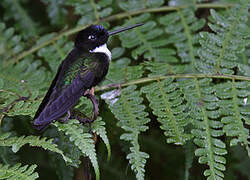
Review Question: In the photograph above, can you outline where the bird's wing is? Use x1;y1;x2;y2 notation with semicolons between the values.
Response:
33;70;95;128
33;48;79;120
33;52;98;129
33;62;63;120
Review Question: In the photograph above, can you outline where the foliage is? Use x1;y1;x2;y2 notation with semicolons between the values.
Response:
54;120;100;180
0;0;249;180
196;5;250;75
0;163;38;180
105;85;150;179
0;132;71;163
1;0;39;39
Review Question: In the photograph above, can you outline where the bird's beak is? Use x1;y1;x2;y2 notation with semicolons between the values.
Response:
108;23;144;36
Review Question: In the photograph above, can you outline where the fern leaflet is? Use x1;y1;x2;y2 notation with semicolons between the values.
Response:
180;78;227;180
159;7;205;69
105;85;150;180
215;80;250;156
196;4;249;75
0;133;72;163
54;120;100;180
141;78;192;144
0;163;38;180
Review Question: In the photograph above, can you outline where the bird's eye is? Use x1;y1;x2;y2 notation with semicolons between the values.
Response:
88;35;96;40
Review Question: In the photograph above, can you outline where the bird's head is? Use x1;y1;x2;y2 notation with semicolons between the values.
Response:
75;23;144;52
75;25;109;51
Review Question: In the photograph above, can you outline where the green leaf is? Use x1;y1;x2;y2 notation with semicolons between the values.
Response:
66;0;113;25
42;0;68;26
141;78;192;145
180;78;227;180
0;163;38;180
92;118;111;161
1;0;39;39
159;8;205;68
196;4;250;75
0;22;24;61
54;120;100;180
105;85;150;180
0;133;72;163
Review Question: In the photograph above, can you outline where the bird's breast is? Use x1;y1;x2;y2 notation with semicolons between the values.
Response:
91;53;110;86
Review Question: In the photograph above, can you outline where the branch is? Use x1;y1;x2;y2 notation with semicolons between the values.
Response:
95;74;250;92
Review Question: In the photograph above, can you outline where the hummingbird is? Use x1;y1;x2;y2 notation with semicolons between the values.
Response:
33;23;143;130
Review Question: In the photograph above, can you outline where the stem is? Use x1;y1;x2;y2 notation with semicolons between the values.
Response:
95;74;250;92
12;3;232;63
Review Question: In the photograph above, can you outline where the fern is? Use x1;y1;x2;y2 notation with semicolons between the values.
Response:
105;85;150;180
180;78;227;180
141;78;192;144
0;132;71;163
118;14;178;62
159;7;205;68
75;97;111;161
119;0;164;11
92;118;111;161
0;1;249;179
42;0;68;26
0;163;38;180
54;120;100;180
66;0;113;25
0;58;49;120
0;22;24;62
0;0;39;39
216;80;250;156
37;36;74;74
102;47;144;85
196;4;250;75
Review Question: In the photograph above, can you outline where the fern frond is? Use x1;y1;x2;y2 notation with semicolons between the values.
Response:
141;78;192;144
168;0;196;6
92;118;111;161
105;85;149;180
74;96;111;161
42;0;68;26
0;0;38;38
102;47;144;85
118;14;176;62
0;163;38;180
37;36;74;74
180;78;227;180
118;0;164;11
54;120;100;180
66;0;112;25
196;4;249;75
216;80;250;156
0;58;49;119
159;8;205;68
0;132;71;163
0;22;24;62
143;61;187;76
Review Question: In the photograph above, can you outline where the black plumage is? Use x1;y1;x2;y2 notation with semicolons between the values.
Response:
33;24;143;130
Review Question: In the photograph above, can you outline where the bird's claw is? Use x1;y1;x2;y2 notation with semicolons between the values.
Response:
84;88;99;121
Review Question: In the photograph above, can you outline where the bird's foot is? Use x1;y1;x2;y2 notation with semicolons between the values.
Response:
58;110;71;123
84;87;99;121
